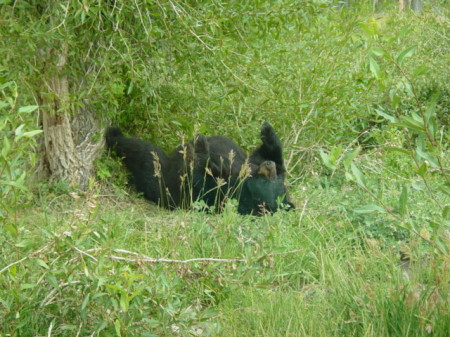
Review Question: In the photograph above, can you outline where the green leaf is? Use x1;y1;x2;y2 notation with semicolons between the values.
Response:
415;146;439;168
81;293;90;311
343;147;361;170
354;204;386;214
436;237;449;255
369;57;381;80
396;46;416;65
330;145;343;163
393;116;425;133
413;65;429;77
370;47;385;57
417;162;427;177
114;319;122;337
0;81;14;90
2;136;11;156
398;185;408;216
351;162;366;188
17;105;38;114
0;101;9;110
438;183;450;196
425;93;439;123
36;259;50;269
389;89;401;109
319;150;335;170
20;283;37;290
129;286;145;302
106;284;125;293
120;292;129;312
15;124;25;137
375;109;396;123
443;205;450;220
385;147;410;155
22;130;43;138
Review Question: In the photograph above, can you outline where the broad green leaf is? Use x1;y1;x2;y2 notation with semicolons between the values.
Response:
412;183;424;191
4;224;17;236
18;105;38;113
396;46;416;65
115;319;122;337
415;146;439;168
436;238;449;255
398;185;408;216
354;204;386;214
439;183;450;196
106;284;125;293
1;180;28;191
359;23;376;37
23;130;43;138
351;162;366;188
425;92;439;123
393;116;425;133
413;65;429;77
343;147;361;170
0;82;14;90
36;259;50;269
411;112;423;123
385;147;410;155
375;109;396;122
81;293;90;311
47;274;58;288
389;89;401;109
369;57;381;80
319;150;335;170
120;292;129;312
129;286;145;302
418;162;427;177
2;136;11;156
15;124;25;137
330;145;343;162
20;283;37;290
370;47;385;57
443;205;450;220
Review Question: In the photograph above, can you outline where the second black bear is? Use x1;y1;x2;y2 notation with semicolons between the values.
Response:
105;123;293;215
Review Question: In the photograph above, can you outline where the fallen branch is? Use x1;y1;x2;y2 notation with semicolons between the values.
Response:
111;249;246;264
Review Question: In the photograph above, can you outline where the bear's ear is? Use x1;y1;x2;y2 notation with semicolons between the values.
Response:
194;134;209;155
193;134;211;171
105;126;123;149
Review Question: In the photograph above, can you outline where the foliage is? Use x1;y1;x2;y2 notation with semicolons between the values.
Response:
0;82;42;232
319;18;449;255
1;0;447;155
0;1;449;336
1;187;449;336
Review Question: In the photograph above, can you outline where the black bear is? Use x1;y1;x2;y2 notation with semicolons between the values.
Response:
105;123;293;215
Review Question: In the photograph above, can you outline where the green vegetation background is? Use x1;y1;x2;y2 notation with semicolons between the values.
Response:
1;0;449;336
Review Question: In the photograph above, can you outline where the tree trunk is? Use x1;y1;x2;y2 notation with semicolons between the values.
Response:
37;44;102;189
399;0;423;12
410;0;423;12
399;0;408;11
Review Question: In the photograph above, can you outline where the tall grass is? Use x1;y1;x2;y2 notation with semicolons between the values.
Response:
1;182;448;336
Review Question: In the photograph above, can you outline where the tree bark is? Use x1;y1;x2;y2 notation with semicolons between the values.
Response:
37;44;102;189
410;0;423;12
399;0;423;12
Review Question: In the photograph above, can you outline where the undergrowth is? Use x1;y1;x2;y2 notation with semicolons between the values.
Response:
0;182;448;336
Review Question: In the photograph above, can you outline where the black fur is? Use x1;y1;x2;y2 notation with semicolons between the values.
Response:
105;124;294;215
203;123;294;212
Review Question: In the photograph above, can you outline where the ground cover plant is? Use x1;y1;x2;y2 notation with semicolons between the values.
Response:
1;0;449;336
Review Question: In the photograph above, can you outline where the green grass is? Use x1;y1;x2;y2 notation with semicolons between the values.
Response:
1;182;448;336
1;2;449;336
